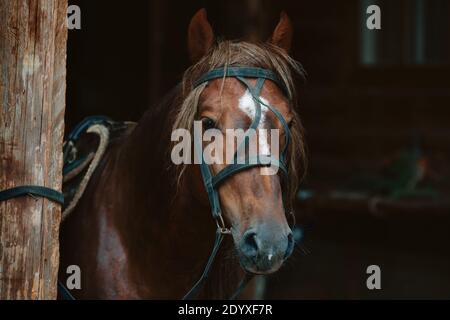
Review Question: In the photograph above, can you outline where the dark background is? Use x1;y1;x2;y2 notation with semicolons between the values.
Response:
66;0;450;299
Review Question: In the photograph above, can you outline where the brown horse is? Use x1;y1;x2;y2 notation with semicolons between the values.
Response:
60;9;306;299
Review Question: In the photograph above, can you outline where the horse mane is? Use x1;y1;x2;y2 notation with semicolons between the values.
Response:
172;40;308;203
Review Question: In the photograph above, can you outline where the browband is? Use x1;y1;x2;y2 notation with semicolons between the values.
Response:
193;66;290;97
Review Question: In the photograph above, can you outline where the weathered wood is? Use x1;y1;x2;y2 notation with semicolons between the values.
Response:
0;0;67;299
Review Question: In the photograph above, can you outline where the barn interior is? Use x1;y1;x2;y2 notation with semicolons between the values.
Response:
66;0;450;299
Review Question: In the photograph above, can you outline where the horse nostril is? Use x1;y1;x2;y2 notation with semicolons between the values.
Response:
284;232;294;259
241;231;259;258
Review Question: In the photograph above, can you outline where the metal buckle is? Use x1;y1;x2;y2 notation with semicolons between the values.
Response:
216;214;232;235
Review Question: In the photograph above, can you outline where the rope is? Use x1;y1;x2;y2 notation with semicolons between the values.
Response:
61;124;109;221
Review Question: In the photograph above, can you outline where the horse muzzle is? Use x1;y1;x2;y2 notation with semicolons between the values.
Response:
235;223;294;274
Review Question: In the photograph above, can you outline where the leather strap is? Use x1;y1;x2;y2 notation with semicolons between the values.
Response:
0;185;64;205
193;66;289;97
183;230;225;299
58;280;75;300
229;273;254;300
212;156;288;188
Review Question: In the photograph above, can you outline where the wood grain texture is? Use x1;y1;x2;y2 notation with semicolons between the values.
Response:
0;0;67;299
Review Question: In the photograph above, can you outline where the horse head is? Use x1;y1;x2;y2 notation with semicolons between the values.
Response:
175;9;306;276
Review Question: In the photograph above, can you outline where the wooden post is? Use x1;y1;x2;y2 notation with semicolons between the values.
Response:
0;0;67;299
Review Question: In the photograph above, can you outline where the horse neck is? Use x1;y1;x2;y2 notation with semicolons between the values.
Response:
110;86;191;232
102;88;243;297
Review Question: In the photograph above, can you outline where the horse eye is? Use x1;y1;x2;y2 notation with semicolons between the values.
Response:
202;118;216;130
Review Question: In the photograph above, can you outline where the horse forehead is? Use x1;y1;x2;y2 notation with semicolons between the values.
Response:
201;77;289;117
198;79;235;107
237;90;269;122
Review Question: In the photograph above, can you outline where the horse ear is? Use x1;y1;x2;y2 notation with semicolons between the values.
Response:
188;8;215;63
268;11;293;52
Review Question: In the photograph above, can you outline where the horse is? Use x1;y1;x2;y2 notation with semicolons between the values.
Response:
60;8;307;299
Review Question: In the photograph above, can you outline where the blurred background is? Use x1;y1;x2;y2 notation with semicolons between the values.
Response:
66;0;450;299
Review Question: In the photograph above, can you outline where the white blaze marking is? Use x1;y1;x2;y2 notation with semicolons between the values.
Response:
238;90;271;155
268;254;273;261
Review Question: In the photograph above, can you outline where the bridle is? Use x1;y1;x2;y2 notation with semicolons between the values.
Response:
183;66;295;299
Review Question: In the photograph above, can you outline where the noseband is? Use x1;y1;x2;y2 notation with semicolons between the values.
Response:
183;66;295;299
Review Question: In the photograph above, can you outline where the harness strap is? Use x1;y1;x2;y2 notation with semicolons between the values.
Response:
183;230;225;300
58;280;75;300
195;136;222;219
212;156;288;188
193;67;289;96
235;76;290;160
0;185;64;205
255;96;290;159
232;77;263;163
182;230;254;300
229;273;254;300
0;186;68;299
237;77;292;214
